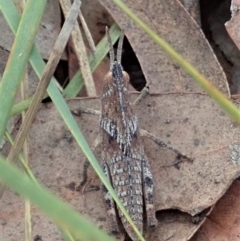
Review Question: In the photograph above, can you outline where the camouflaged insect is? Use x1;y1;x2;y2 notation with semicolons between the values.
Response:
99;28;157;241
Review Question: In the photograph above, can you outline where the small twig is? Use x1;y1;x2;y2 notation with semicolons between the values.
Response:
79;10;96;55
59;0;96;96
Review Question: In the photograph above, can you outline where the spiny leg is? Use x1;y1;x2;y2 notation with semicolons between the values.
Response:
101;162;120;234
139;129;193;161
142;159;158;229
71;106;101;191
133;85;150;106
71;106;100;116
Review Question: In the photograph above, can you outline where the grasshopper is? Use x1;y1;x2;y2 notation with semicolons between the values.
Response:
98;28;157;240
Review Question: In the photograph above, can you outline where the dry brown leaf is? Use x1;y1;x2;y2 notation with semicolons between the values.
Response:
225;0;240;51
99;0;229;96
190;179;240;241
81;0;114;44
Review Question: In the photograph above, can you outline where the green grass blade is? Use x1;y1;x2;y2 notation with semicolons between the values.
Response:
110;0;240;124
63;23;121;98
61;229;76;241
11;93;49;117
5;131;38;183
0;0;47;141
0;155;116;241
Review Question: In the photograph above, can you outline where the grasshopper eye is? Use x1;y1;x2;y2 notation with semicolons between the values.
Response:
103;72;114;85
122;71;130;83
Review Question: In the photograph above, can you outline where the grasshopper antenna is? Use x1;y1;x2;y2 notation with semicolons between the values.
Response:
106;26;115;67
116;29;124;64
106;26;125;66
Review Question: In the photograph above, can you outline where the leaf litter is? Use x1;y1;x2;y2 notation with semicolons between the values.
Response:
1;0;240;241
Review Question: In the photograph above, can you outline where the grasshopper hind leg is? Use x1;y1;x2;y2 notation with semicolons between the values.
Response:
77;135;101;192
142;159;158;229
